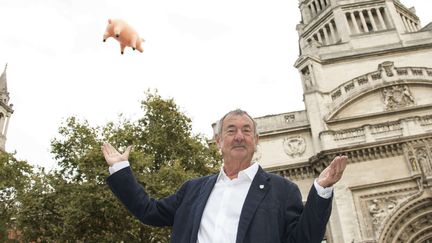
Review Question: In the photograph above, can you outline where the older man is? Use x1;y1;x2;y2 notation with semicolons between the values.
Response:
103;109;347;243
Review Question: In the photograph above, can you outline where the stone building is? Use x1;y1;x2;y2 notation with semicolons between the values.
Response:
214;0;432;242
0;64;13;152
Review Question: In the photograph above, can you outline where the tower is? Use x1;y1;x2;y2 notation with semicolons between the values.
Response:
248;0;432;242
0;64;14;151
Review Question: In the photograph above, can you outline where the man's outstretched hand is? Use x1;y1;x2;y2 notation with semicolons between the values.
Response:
317;155;348;188
101;143;132;166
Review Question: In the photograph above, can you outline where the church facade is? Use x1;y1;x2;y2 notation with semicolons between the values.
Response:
247;0;432;242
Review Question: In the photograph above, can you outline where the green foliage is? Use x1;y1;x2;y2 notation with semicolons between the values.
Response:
13;91;221;242
0;152;32;242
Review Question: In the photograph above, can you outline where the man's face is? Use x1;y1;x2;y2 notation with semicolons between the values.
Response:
216;114;259;162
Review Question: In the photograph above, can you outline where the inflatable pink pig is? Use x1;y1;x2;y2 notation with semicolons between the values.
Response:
103;19;145;54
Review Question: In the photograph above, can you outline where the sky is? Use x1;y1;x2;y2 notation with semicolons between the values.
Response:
0;0;431;170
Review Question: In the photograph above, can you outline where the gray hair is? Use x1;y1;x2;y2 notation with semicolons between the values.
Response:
215;109;259;137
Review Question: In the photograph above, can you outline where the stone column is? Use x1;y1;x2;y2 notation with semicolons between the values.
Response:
3;116;10;137
319;0;326;10
329;20;338;43
316;30;323;44
350;12;361;34
367;9;378;31
322;26;330;45
309;4;317;17
407;19;416;32
375;8;387;30
401;15;410;32
315;0;321;12
412;21;419;31
359;10;369;32
0;115;5;136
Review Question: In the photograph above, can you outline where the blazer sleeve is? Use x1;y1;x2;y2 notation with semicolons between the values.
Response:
106;166;187;227
286;184;332;243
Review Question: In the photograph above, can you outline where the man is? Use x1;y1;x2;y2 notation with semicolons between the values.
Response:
102;109;347;243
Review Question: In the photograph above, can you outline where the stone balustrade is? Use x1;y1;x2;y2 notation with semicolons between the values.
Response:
328;66;432;113
320;115;432;150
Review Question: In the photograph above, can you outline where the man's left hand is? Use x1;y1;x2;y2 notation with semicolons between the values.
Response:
317;155;348;188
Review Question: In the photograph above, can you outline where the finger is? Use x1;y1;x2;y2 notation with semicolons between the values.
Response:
103;143;111;155
101;145;111;162
334;156;343;173
335;156;348;177
330;156;339;171
340;155;348;171
107;143;119;156
123;145;132;160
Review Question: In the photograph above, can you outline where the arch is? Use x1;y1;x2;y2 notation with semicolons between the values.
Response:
326;80;432;121
378;195;432;243
326;64;432;121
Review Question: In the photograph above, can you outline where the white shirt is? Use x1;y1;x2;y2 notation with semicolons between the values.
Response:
197;162;259;243
109;161;333;242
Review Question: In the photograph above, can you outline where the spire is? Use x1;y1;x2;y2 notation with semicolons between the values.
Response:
0;63;9;104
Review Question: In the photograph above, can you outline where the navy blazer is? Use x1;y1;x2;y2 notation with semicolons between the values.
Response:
107;166;332;243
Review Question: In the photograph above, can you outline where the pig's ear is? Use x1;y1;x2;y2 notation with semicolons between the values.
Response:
108;19;112;24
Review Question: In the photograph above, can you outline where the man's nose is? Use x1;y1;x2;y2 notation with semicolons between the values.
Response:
234;130;245;141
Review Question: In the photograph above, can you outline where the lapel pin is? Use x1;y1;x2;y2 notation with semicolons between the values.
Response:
259;185;264;189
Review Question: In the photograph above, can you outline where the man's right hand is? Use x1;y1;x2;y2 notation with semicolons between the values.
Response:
101;143;132;166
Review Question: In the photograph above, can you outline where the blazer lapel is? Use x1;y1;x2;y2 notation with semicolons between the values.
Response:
190;174;218;243
236;167;270;243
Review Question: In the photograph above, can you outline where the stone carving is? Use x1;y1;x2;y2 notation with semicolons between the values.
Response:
331;90;342;100
367;197;400;236
378;61;395;77
395;207;432;242
420;115;432;126
411;68;423;76
359;75;371;84
416;147;432;176
371;121;401;134
396;68;408;76
301;67;314;90
283;136;306;157
382;85;415;110
344;82;355;92
284;114;295;123
408;151;419;172
334;128;365;140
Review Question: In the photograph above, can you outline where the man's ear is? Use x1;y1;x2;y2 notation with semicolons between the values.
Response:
215;135;222;149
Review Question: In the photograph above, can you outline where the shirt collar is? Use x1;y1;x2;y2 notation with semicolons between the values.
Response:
218;162;259;182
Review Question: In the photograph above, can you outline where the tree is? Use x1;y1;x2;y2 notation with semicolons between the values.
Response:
15;91;220;242
0;152;32;241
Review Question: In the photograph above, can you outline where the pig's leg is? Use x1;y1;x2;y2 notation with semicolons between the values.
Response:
120;43;126;54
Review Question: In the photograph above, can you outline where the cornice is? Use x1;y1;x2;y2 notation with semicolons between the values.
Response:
320;42;432;65
258;125;311;138
349;175;421;192
0;101;13;113
267;134;432;180
326;104;432;125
